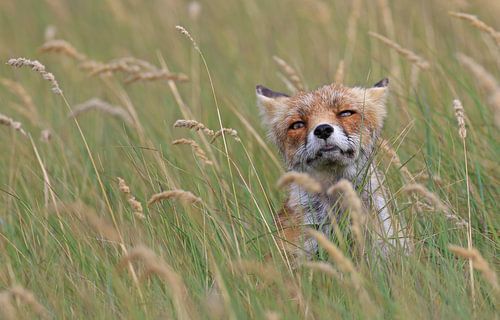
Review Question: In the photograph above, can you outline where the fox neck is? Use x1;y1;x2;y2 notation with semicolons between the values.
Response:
286;142;375;227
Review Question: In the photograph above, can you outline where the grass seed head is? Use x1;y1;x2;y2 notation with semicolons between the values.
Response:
0;113;27;136
7;57;62;95
453;99;467;139
148;189;203;207
273;55;304;91
68;98;133;124
173;138;213;165
448;245;499;291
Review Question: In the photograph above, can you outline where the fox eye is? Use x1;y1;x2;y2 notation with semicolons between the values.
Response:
289;121;305;130
338;110;355;117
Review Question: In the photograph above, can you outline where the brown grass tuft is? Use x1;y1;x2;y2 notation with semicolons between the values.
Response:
277;172;322;193
117;177;145;220
449;12;500;46
448;245;499;292
68;98;133;124
7;57;62;94
0;113;27;136
273;56;304;92
172;138;213;165
403;184;468;227
148;189;203;207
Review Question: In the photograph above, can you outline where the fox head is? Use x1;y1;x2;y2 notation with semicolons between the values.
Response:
256;79;389;173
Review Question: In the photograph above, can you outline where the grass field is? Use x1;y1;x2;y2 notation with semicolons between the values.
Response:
0;0;498;319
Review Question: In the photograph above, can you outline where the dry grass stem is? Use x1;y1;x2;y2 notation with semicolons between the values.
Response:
124;69;189;84
307;228;378;316
369;32;430;70
334;60;345;84
327;179;365;250
173;138;213;165
448;245;499;291
68;98;133;124
39;39;87;61
450;12;500;46
148;189;203;207
379;139;413;181
120;245;194;319
117;177;145;219
307;229;355;274
74;202;120;242
453;99;467;139
277;172;322;193
7;57;62;94
403;184;468;227
273;56;304;91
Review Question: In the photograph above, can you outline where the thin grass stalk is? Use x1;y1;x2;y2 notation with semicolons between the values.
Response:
176;25;244;256
453;99;475;311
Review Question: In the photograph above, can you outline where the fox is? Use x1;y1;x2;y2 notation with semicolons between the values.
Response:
256;78;410;260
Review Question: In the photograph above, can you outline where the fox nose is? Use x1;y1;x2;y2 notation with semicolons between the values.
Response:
313;124;334;140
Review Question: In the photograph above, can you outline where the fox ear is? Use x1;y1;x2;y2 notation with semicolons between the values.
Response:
256;85;289;123
367;78;389;104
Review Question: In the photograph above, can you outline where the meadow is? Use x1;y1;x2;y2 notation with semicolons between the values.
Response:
0;0;498;318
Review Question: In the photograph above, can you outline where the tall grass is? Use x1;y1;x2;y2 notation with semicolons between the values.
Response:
0;0;498;318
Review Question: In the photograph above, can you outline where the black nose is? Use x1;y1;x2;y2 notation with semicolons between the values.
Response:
314;124;334;140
